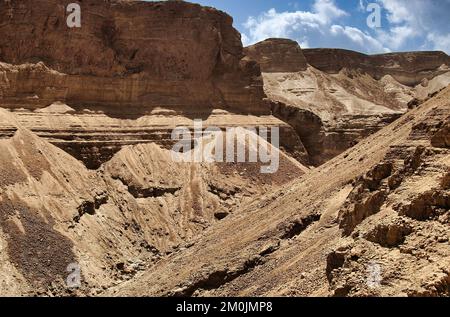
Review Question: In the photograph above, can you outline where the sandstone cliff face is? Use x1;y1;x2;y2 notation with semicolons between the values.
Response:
244;39;308;72
0;1;310;170
0;0;266;114
303;48;450;86
246;39;449;165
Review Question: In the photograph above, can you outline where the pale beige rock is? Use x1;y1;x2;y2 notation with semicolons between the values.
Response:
107;87;450;297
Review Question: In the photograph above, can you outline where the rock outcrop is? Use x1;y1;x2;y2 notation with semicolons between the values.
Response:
0;108;307;295
108;87;450;297
1;1;449;298
0;1;310;169
0;1;313;295
245;38;308;72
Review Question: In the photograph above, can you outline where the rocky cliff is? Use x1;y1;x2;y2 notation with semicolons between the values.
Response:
246;39;450;165
0;1;310;169
245;38;308;72
0;0;266;114
1;1;449;297
109;86;450;297
0;108;307;295
303;49;450;86
0;1;313;295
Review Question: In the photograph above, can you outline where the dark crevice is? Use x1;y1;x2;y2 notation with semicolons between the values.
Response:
128;185;181;199
278;213;321;240
74;192;108;223
170;256;264;297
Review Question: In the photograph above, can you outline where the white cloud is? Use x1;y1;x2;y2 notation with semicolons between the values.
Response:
242;0;389;54
241;33;251;47
241;0;449;54
376;25;417;50
313;0;348;24
242;0;347;46
330;25;389;52
427;33;450;53
376;0;450;53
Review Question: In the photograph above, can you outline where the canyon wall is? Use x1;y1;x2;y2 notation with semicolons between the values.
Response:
245;39;449;165
110;87;450;297
0;0;267;114
303;48;450;86
0;1;312;293
0;1;311;169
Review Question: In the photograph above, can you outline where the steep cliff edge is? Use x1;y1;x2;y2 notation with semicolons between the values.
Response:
0;1;309;169
245;39;449;165
303;49;450;86
0;0;266;114
244;38;308;73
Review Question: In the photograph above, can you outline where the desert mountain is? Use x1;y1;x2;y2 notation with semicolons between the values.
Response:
245;38;450;165
110;86;450;297
0;0;308;168
0;107;306;295
0;0;307;295
0;0;449;297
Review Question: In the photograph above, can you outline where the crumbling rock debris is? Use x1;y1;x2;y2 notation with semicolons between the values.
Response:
326;247;349;283
0;195;77;290
431;122;450;148
397;190;449;221
363;218;413;248
338;163;393;235
74;191;109;222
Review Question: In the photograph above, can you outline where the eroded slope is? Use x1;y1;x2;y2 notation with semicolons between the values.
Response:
0;108;306;296
245;39;450;165
109;87;449;297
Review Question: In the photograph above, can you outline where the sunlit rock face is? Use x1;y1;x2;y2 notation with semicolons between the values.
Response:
245;39;449;165
0;0;267;115
1;0;311;170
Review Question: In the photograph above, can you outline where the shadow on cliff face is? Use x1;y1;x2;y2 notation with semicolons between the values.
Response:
0;194;76;290
270;101;324;166
67;103;219;121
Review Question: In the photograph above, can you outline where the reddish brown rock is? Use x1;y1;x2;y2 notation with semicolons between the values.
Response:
0;0;267;114
0;1;313;170
244;38;308;72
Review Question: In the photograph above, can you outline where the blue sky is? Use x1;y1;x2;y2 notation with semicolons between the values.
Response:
189;0;450;54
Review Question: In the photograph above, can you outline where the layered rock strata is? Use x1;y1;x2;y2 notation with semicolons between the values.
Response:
108;86;450;297
303;48;450;86
245;39;450;165
0;1;308;168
